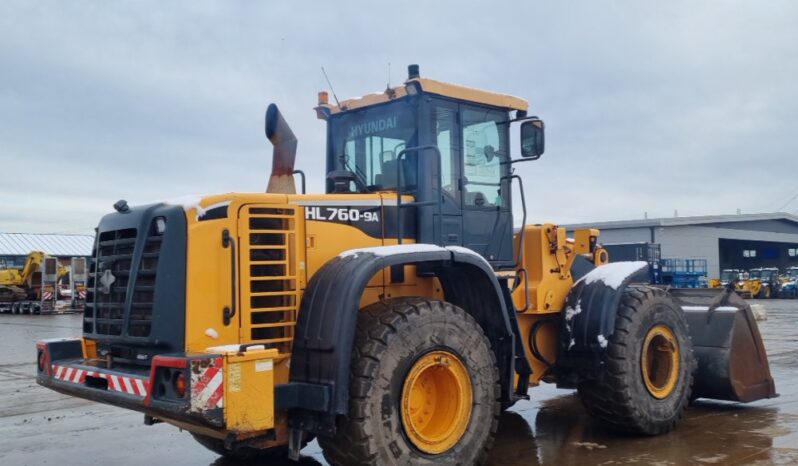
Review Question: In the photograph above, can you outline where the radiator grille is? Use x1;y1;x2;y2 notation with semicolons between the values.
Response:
241;206;300;353
84;222;162;338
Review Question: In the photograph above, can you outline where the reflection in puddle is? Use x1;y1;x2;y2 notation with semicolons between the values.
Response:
489;390;795;466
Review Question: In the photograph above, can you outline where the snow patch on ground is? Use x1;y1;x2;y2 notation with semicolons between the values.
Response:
578;261;648;289
597;334;608;348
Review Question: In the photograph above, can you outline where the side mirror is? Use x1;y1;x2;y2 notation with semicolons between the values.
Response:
520;119;545;159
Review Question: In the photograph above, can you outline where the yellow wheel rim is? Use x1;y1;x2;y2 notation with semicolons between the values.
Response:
641;324;680;399
400;351;473;454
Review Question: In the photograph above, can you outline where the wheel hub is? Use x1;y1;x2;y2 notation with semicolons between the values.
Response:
641;324;680;399
400;350;472;454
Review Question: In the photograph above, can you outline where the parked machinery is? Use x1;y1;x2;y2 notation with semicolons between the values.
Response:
0;251;68;314
35;66;776;465
709;268;742;289
779;267;798;298
661;258;708;289
744;267;782;299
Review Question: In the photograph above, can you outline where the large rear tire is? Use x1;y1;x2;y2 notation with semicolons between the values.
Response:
318;298;501;466
577;285;695;435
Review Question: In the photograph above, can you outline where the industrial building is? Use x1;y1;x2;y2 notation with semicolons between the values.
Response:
0;233;93;268
565;213;798;278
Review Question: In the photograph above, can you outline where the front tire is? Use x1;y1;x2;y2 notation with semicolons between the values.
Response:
578;285;695;435
318;298;501;466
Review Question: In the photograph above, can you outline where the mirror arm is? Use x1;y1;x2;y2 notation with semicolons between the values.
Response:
508;115;541;124
504;157;539;165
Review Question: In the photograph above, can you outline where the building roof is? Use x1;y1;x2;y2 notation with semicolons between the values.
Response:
564;212;798;230
0;233;94;256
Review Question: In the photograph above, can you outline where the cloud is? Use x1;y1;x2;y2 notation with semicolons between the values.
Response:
1;0;797;233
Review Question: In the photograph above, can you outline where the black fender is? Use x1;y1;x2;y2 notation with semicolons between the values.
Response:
281;244;516;435
557;261;649;377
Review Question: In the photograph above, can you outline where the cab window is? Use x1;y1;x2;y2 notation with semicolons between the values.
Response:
434;105;459;200
461;107;506;208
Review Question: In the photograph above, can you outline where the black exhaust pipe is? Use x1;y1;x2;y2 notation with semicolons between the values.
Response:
265;103;298;194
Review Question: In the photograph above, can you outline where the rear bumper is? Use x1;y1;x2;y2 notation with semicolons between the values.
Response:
36;339;224;429
37;338;281;440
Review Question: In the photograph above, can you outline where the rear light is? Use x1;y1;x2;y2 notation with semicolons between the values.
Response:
37;350;46;372
174;372;186;398
147;356;189;404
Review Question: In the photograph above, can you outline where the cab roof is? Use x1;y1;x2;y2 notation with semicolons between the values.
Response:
317;77;529;115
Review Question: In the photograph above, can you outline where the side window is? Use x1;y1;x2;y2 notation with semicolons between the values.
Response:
462;108;505;208
434;106;458;199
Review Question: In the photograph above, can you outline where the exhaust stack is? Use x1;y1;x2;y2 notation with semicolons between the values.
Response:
265;103;298;194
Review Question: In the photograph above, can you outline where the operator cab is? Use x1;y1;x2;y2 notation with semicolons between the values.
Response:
316;65;544;269
750;268;778;281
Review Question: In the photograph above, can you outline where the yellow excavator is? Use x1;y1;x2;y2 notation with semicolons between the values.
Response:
36;65;775;465
1;251;69;314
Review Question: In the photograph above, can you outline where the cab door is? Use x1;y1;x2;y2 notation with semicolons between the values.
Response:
432;100;463;246
459;104;513;264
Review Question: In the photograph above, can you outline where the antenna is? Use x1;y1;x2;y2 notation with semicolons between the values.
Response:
387;62;391;90
321;66;341;107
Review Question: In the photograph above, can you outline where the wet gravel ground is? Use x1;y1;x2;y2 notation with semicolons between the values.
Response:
1;300;797;465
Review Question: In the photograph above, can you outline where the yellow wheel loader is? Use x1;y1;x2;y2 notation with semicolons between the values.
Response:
36;65;776;465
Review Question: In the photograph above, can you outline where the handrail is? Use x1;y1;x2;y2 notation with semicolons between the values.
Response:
395;145;443;245
502;174;527;269
292;170;306;194
222;229;237;326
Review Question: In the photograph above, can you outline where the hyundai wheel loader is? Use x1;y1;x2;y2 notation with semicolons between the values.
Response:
36;65;776;465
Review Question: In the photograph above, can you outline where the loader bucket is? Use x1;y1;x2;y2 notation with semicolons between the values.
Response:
669;288;777;403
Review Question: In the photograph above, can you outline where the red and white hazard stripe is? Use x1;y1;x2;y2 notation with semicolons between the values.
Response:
42;291;53;301
191;357;224;410
51;364;149;397
78;290;87;299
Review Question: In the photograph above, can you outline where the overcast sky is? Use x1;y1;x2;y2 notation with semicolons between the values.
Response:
1;1;797;234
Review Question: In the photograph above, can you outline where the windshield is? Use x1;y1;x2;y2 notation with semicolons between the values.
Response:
720;270;736;281
329;100;417;193
750;269;776;280
788;268;798;279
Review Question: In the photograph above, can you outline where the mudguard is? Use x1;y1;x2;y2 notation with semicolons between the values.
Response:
557;261;649;374
282;244;516;435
